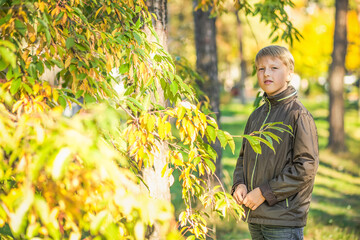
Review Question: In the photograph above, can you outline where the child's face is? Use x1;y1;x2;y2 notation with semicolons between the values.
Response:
256;56;292;97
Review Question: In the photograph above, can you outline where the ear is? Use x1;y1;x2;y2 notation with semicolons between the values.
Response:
287;72;294;83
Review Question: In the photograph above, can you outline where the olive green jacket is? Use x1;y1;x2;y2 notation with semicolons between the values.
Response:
232;86;319;227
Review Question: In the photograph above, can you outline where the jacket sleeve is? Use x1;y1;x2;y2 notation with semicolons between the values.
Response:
259;112;319;206
231;119;251;195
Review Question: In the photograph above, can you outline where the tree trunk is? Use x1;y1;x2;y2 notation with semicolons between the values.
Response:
143;1;172;239
193;3;222;180
328;0;348;153
235;12;247;104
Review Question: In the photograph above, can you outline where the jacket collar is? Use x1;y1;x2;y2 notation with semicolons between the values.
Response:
263;86;297;106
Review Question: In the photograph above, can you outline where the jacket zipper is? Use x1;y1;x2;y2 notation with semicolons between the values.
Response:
286;198;289;208
246;98;272;222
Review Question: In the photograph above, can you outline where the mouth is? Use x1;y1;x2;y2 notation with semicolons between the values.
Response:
264;80;273;85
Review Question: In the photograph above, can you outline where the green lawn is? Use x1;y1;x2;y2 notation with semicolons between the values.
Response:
216;97;360;240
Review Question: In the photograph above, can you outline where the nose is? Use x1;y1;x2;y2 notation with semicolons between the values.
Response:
264;68;270;76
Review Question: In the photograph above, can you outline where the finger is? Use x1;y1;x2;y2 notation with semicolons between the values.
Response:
233;195;240;204
237;198;244;205
242;198;247;206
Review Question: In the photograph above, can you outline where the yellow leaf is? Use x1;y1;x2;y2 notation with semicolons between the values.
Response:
52;148;71;180
189;149;196;161
179;127;185;141
147;115;155;132
147;133;154;144
173;153;184;166
186;121;196;143
158;122;165;140
52;89;59;102
39;2;45;12
141;133;146;144
45;85;52;96
128;131;136;146
164;122;171;137
95;7;103;18
35;95;44;102
62;13;68;24
106;59;112;73
34;83;40;95
29;32;36;43
65;56;72;68
12;100;23;113
193;116;200;128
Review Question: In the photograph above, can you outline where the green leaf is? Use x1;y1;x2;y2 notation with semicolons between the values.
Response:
205;125;216;143
170;81;178;96
133;31;142;45
10;78;21;95
51;59;64;68
227;138;235;154
75;90;84;99
77;72;87;80
186;235;196;240
0;40;16;51
243;135;261;154
204;158;216;174
75;43;87;51
119;63;129;74
14;19;26;36
36;62;44;75
262;131;281;144
0;46;16;68
22;83;33;94
58;95;67;109
84;93;96;104
204;143;217;160
254;136;275;153
0;14;12;26
28;63;37;78
216;129;227;149
127;97;144;111
65;37;75;49
0;60;7;71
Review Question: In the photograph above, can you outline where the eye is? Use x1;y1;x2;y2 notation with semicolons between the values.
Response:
258;68;264;71
272;67;278;69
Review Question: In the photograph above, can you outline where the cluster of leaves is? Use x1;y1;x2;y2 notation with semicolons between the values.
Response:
0;0;291;239
0;0;244;239
252;0;303;46
195;0;302;46
0;93;178;239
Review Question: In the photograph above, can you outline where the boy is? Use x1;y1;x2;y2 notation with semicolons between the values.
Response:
232;45;319;240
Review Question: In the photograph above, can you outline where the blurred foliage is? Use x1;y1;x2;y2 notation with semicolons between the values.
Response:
0;0;284;239
170;0;360;97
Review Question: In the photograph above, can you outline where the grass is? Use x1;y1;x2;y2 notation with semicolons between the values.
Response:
216;96;360;240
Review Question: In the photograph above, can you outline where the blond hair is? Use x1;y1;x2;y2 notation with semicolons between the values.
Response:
255;45;295;72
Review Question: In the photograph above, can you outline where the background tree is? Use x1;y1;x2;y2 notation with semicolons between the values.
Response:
193;1;223;180
234;11;248;104
328;0;348;153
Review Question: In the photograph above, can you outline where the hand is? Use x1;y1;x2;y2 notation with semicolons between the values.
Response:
243;187;265;210
233;184;247;205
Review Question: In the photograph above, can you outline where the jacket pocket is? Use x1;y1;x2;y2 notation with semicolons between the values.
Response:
277;198;289;209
